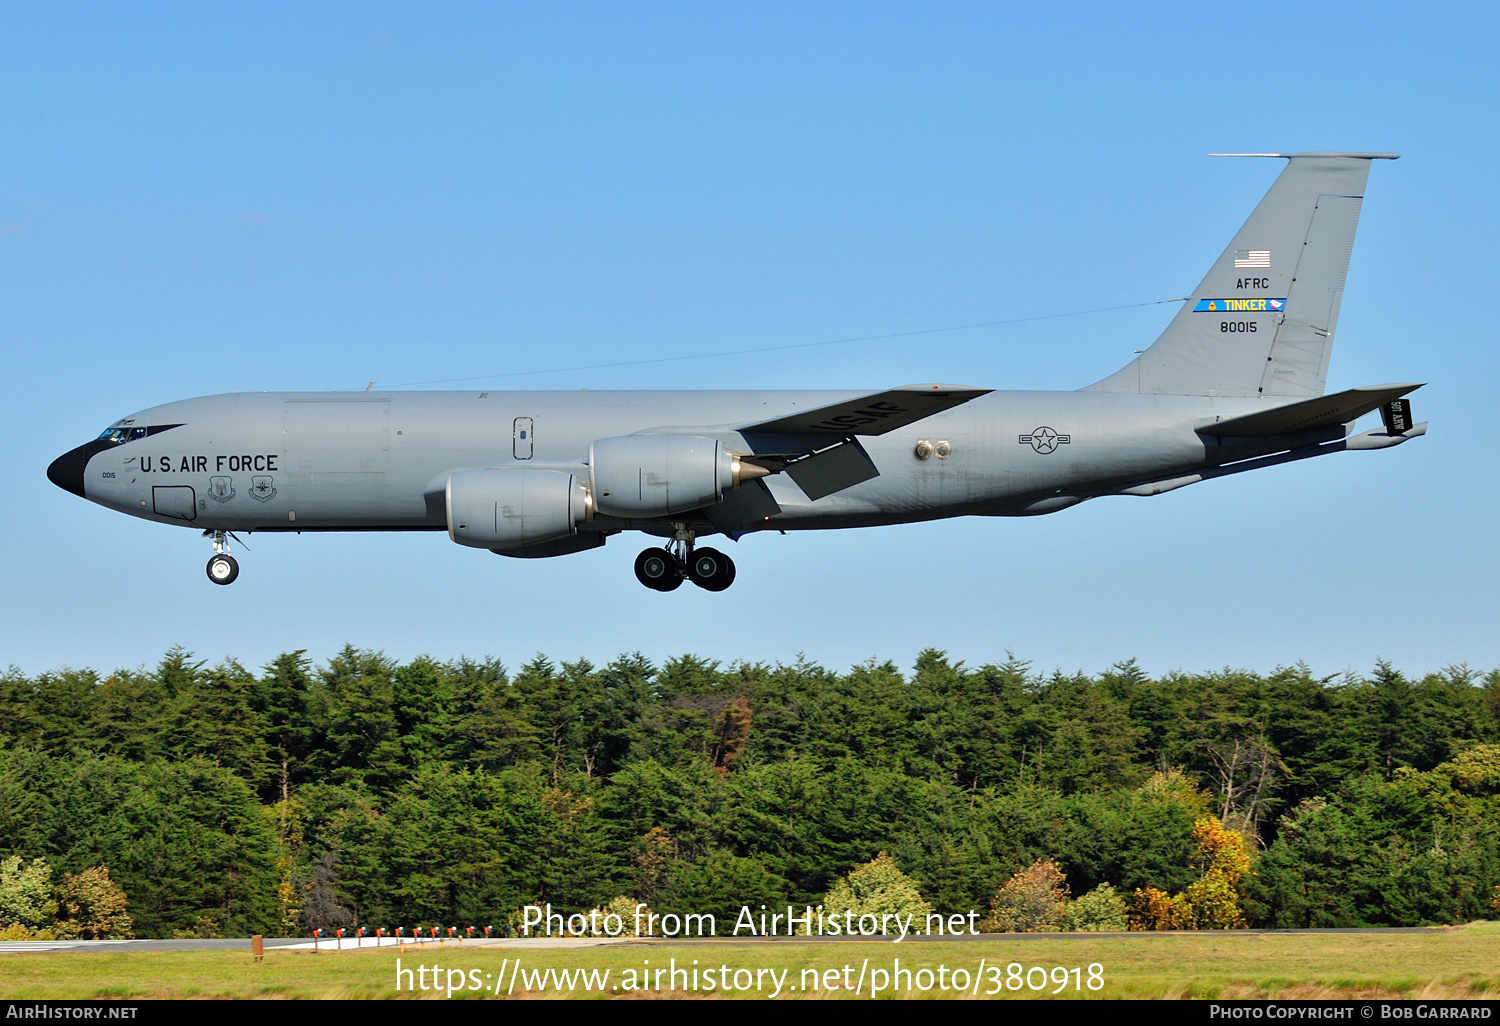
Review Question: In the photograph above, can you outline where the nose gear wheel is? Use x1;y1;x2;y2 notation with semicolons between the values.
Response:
205;530;241;585
207;553;239;585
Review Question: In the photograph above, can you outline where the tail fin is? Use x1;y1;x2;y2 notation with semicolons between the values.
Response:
1087;153;1397;398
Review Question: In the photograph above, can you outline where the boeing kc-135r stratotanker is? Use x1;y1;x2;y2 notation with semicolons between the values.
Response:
49;153;1425;591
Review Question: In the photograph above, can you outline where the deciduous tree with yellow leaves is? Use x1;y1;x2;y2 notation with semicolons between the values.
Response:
1131;817;1251;930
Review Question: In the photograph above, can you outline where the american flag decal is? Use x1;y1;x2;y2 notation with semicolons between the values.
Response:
1234;249;1271;268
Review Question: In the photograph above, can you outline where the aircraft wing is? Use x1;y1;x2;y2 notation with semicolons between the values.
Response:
718;384;990;502
1198;383;1424;437
739;384;992;436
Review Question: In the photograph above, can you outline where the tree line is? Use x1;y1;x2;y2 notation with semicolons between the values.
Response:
0;647;1497;937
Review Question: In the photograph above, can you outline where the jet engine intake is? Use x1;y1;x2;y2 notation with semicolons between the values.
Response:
589;435;764;518
446;468;592;550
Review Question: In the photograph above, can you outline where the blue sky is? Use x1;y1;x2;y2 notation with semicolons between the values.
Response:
3;2;1496;679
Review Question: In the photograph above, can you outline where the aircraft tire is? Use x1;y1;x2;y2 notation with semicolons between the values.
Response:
206;553;240;586
634;548;680;591
689;547;735;591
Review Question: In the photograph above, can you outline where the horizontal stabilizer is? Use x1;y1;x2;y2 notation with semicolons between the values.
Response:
742;384;991;436
1104;420;1426;498
1198;384;1423;437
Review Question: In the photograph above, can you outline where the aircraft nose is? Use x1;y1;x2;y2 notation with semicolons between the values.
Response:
48;440;110;498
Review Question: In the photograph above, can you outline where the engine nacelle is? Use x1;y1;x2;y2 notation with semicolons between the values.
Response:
589;435;744;517
446;468;591;550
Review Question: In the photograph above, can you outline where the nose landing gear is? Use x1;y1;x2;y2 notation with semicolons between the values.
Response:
205;530;240;585
634;526;736;592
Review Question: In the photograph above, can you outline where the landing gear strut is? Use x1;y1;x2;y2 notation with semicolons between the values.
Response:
633;525;736;592
205;530;239;586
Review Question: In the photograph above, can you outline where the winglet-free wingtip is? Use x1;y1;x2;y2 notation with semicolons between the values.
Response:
893;383;994;396
1208;152;1400;160
1354;381;1425;393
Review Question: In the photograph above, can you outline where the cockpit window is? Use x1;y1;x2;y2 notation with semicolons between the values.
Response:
96;423;181;444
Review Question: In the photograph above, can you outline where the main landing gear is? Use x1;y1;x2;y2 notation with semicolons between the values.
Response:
634;526;736;592
205;530;240;585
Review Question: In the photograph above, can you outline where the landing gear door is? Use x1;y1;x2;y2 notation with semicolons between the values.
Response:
514;417;534;460
153;485;197;521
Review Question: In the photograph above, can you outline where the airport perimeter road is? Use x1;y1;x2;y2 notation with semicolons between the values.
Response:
0;937;630;954
0;939;308;955
0;929;1443;955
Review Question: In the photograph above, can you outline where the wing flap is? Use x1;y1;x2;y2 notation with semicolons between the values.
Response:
702;478;783;532
783;439;880;500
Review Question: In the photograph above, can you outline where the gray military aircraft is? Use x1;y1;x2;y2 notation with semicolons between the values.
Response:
49;153;1424;591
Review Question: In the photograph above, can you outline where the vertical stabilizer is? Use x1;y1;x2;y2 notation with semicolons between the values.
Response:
1087;153;1396;398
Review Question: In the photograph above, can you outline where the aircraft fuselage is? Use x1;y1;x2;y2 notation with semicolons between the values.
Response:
58;387;1261;536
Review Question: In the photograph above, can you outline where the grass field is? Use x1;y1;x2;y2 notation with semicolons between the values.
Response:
2;924;1498;1000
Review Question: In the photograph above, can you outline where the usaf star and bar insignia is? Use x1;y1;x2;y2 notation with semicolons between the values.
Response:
1019;427;1070;454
